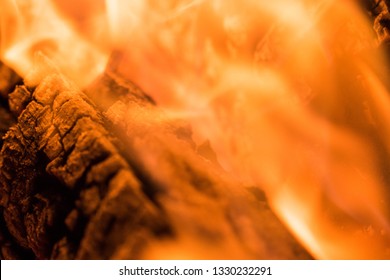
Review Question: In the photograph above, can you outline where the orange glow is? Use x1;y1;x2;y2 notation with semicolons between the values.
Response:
0;0;109;87
110;0;390;259
1;0;390;259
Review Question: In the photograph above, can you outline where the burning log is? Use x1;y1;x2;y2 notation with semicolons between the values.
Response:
0;58;172;259
0;58;311;259
0;63;19;259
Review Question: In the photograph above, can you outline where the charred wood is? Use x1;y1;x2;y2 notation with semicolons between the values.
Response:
0;58;311;259
0;67;168;259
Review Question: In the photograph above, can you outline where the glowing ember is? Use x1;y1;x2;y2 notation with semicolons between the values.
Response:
1;0;390;259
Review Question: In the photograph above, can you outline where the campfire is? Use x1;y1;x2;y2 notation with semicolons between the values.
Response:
0;0;390;260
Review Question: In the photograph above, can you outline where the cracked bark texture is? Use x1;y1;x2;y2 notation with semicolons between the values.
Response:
0;59;311;259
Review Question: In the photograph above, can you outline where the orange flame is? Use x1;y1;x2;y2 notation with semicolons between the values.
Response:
0;0;109;87
109;0;390;259
1;0;390;258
